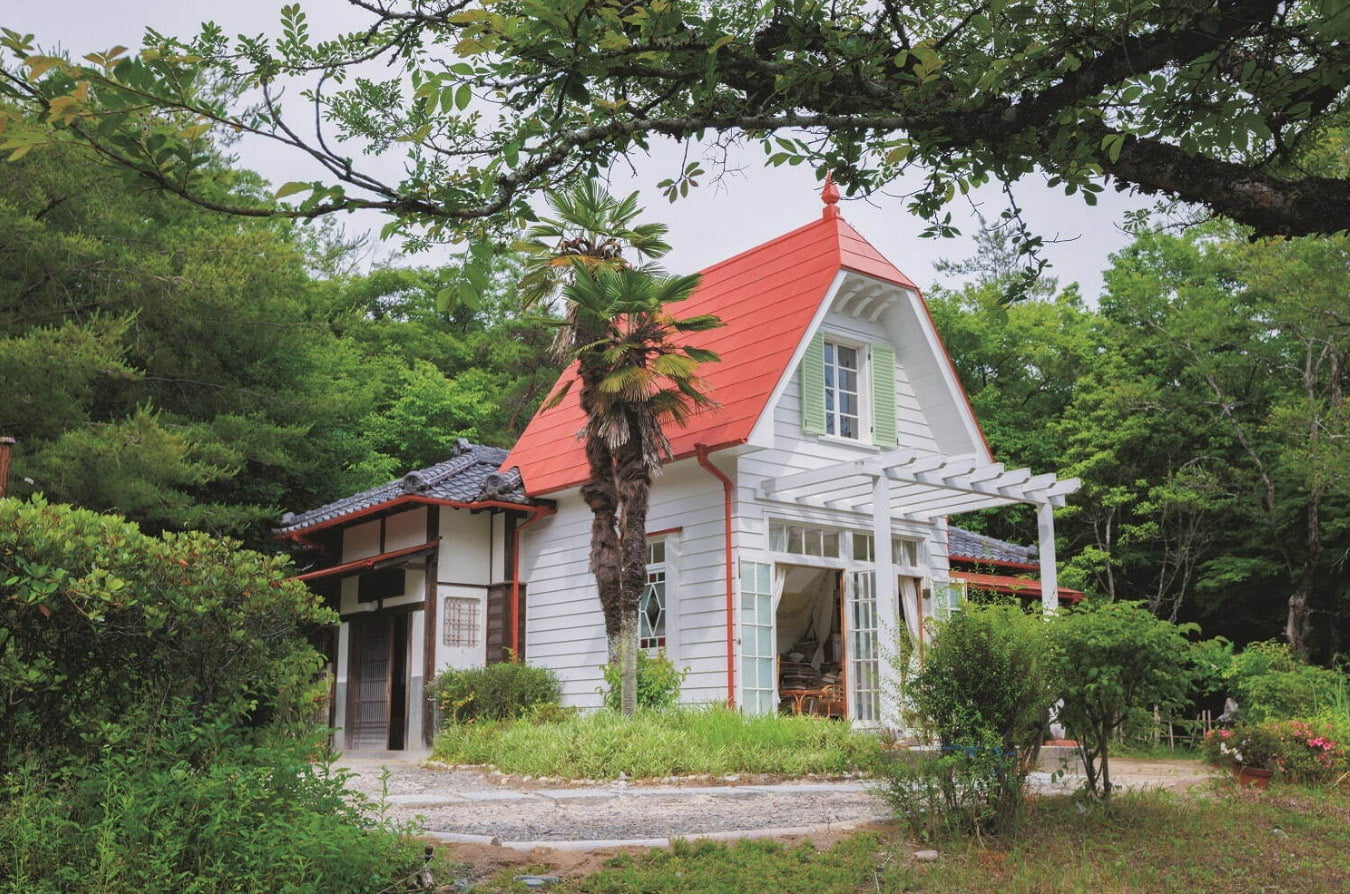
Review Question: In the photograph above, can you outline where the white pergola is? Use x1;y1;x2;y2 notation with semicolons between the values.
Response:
759;447;1081;615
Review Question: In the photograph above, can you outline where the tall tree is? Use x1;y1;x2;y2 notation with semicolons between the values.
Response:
1;0;1347;253
516;184;718;714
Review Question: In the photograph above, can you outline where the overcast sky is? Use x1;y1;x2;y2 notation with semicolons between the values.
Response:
8;0;1152;297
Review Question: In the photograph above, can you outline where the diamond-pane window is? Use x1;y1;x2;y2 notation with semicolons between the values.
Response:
640;538;668;649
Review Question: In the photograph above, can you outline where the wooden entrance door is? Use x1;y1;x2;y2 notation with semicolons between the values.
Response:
347;614;409;750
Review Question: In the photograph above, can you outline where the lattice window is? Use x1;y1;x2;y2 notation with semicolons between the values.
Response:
824;340;862;439
640;538;667;649
442;597;479;647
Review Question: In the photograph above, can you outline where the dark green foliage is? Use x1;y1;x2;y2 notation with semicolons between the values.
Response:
1049;601;1200;798
602;649;688;712
907;604;1054;755
0;497;416;892
0;748;419;894
1224;641;1346;723
883;604;1054;837
428;661;562;725
0;496;332;769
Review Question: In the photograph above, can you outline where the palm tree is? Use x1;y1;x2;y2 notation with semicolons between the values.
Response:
518;184;719;714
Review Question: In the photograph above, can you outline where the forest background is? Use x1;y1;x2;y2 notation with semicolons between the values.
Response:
4;137;1346;663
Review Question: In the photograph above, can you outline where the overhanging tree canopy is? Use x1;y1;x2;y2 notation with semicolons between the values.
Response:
1;0;1347;243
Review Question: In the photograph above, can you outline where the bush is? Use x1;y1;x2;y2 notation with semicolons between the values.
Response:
1049;601;1199;799
0;496;333;771
906;604;1053;755
875;730;1023;842
602;649;687;711
888;604;1054;836
1224;641;1345;723
0;497;415;892
0;743;420;894
429;661;562;725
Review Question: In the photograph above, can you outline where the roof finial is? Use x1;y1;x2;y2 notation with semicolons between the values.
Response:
821;172;841;219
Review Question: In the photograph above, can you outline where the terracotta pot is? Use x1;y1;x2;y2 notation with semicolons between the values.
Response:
1234;765;1273;790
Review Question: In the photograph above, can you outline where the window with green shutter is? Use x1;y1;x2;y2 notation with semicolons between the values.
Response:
800;332;899;447
800;332;826;434
870;342;898;447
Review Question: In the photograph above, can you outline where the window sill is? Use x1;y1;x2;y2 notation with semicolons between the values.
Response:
816;435;882;451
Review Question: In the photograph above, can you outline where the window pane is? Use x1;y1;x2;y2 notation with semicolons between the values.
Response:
822;531;840;558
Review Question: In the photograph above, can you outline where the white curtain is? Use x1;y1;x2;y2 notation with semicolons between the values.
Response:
898;576;922;642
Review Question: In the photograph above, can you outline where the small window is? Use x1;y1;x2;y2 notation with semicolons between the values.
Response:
442;597;479;647
771;523;842;558
640;538;668;650
824;340;862;439
852;533;923;567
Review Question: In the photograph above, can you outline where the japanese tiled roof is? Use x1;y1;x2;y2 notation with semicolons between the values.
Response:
502;208;921;496
276;439;532;536
948;526;1039;567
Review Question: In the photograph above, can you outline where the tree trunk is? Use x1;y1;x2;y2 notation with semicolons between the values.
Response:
612;410;653;717
617;612;639;716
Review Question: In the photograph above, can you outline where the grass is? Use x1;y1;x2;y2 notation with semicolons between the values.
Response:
431;706;880;779
456;786;1350;893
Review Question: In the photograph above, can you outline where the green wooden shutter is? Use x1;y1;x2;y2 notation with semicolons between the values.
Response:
870;342;898;447
800;332;826;435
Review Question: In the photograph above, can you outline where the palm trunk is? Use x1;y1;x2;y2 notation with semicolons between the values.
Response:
613;411;653;716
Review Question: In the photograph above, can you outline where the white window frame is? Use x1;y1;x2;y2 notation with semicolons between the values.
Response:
639;537;669;651
823;338;869;441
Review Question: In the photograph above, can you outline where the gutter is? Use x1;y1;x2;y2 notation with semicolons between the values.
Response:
696;444;736;709
510;504;556;659
276;495;550;543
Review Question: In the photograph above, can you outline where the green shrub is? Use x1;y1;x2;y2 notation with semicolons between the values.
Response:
0;496;333;771
890;604;1053;836
428;661;562;725
0;497;415;892
1050;601;1199;799
602;649;687;711
0;743;420;894
875;730;1024;842
1264;717;1349;784
906;604;1053;754
1224;641;1344;722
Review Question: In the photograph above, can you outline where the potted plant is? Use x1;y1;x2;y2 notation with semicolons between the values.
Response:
1202;724;1281;788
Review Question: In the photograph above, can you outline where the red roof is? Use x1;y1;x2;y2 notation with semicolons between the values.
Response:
502;210;920;496
951;570;1084;605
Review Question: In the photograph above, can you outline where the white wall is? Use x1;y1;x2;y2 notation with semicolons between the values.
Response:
520;458;732;708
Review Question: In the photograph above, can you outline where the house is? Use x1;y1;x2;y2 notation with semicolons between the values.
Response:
502;181;1079;726
276;441;548;752
280;182;1080;748
947;527;1084;607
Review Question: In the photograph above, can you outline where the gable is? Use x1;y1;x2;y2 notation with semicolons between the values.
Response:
503;208;989;495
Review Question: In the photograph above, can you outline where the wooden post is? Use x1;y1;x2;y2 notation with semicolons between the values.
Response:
0;437;15;498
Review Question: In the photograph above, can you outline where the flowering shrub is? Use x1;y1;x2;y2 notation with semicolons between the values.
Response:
1201;725;1281;771
1264;718;1349;784
1203;718;1349;785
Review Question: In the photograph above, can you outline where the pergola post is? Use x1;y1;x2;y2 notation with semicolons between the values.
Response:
872;473;901;725
1037;501;1058;616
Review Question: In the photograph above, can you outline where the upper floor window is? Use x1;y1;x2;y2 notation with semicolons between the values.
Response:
801;332;898;447
640;538;667;650
824;340;862;439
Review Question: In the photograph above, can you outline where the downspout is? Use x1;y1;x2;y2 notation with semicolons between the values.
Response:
511;505;555;659
696;444;736;709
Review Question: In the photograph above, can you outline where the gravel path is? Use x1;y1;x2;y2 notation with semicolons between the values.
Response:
335;758;888;846
334;755;1215;848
